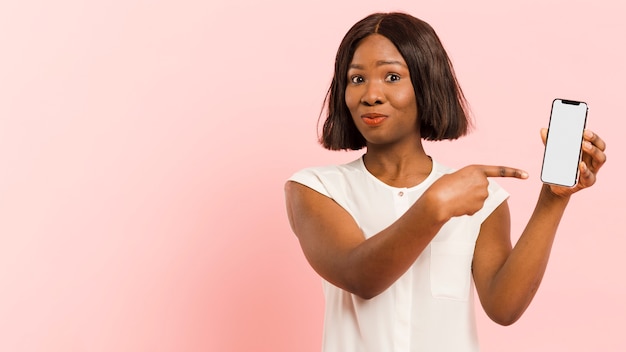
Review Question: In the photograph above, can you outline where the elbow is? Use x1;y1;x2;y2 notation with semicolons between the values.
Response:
338;264;391;300
354;290;381;300
491;315;520;327
481;288;536;326
347;286;381;300
482;298;527;326
345;281;387;300
354;292;376;300
487;308;524;326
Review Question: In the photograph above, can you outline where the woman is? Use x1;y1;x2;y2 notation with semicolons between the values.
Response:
284;12;606;352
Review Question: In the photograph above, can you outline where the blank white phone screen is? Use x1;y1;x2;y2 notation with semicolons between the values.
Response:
540;99;588;187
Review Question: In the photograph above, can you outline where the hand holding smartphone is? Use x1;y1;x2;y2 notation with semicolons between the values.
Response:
540;99;588;187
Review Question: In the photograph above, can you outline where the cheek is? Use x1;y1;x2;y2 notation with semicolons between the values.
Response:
392;88;418;113
344;88;359;111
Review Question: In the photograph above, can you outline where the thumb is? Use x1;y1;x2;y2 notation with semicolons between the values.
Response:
540;128;548;146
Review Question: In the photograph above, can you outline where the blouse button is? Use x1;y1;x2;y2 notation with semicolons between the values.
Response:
398;191;404;197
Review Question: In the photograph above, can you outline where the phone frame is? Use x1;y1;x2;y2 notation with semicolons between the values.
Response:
540;98;588;188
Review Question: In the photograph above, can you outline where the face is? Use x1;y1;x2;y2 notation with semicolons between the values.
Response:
345;34;419;147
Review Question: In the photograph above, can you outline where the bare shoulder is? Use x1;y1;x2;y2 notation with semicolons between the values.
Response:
473;201;513;271
284;180;357;239
284;180;328;230
284;180;365;288
472;201;512;300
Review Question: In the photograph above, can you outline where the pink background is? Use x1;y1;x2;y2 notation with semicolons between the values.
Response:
0;0;624;351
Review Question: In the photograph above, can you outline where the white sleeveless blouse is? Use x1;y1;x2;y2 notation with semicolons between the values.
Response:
289;156;509;352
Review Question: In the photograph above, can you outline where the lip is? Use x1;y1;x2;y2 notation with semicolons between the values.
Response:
361;113;388;126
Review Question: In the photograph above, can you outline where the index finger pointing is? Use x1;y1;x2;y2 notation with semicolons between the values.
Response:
481;165;529;179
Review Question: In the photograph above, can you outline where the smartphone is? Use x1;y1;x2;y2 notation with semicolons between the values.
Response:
540;99;588;187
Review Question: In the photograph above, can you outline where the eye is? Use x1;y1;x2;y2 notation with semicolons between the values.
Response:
349;75;364;84
385;73;401;82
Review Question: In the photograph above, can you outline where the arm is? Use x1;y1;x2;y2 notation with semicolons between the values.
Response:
472;129;607;325
285;165;527;299
284;180;445;299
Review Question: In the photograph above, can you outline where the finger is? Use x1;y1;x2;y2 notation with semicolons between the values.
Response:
481;165;529;179
578;161;596;188
582;139;607;171
583;129;607;152
540;128;548;146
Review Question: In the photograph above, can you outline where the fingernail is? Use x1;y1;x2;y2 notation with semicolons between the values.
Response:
584;130;594;138
584;141;592;149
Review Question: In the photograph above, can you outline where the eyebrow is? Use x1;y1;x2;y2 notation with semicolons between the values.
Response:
349;60;407;69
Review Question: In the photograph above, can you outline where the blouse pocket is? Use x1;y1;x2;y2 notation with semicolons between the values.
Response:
430;241;475;301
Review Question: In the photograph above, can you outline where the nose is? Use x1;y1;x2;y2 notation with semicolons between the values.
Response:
360;81;385;106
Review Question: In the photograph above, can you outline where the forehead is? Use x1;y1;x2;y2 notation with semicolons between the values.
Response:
350;34;406;66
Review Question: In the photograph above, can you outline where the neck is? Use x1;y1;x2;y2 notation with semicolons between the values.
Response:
363;141;432;188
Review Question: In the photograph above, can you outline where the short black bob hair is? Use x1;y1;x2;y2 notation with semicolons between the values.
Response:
320;12;471;151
